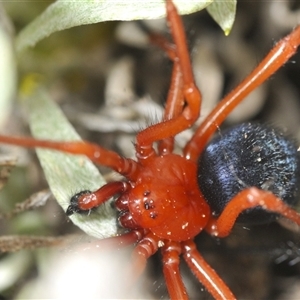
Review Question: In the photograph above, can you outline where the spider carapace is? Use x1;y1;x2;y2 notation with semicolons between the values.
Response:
1;1;300;299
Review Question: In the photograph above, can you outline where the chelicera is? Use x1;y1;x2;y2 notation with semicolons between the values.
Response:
1;0;300;299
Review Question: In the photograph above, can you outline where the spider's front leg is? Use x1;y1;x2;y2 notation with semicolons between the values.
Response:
185;25;300;161
150;36;184;154
205;187;300;238
135;0;202;161
0;136;140;180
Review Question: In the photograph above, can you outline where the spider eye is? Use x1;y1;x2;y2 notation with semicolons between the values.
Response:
127;184;167;228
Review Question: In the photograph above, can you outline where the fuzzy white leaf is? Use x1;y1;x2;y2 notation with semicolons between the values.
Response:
207;0;237;35
16;0;213;53
0;4;16;128
22;76;118;239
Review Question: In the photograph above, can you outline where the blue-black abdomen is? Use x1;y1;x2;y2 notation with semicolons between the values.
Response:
198;122;300;224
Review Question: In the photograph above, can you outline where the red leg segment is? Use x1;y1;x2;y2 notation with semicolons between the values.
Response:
150;28;185;154
158;62;184;155
0;136;140;180
206;187;300;238
73;229;143;253
128;232;159;284
182;240;236;300
149;32;177;61
76;181;130;211
135;0;202;162
162;241;188;300
184;25;300;161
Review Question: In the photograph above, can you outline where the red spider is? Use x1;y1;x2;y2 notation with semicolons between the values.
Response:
1;1;300;299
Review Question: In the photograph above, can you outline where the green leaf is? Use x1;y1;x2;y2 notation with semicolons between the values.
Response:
16;0;213;53
207;0;236;35
21;75;118;239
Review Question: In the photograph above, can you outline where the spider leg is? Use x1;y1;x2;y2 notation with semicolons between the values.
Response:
206;187;300;238
185;25;300;161
135;0;202;162
148;24;186;155
162;241;188;300
127;232;159;284
0;136;140;180
66;181;131;214
72;229;143;252
149;32;177;61
158;61;184;154
182;239;236;300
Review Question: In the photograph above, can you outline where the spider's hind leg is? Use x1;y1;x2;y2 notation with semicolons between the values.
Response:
206;187;300;238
